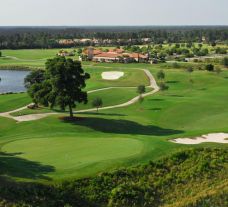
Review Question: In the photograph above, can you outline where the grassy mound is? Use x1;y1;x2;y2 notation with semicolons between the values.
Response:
0;148;227;207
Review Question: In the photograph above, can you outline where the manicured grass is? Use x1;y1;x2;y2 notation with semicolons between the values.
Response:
10;87;143;116
0;49;77;68
1;49;63;60
0;93;31;113
0;63;228;182
3;137;143;180
85;67;149;90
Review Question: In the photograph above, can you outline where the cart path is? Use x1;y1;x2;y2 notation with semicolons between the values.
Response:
0;69;159;122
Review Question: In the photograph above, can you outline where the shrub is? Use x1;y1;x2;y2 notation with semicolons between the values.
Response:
156;70;165;81
222;57;228;67
205;64;214;71
172;62;180;68
158;82;169;91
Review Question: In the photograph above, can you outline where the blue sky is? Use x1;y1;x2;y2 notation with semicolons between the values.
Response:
0;0;227;26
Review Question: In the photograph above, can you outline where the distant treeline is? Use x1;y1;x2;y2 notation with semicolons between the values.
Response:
0;26;227;49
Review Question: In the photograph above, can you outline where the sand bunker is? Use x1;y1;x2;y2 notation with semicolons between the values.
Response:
171;133;228;145
102;71;124;80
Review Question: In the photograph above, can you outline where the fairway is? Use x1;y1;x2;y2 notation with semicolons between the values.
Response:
0;57;228;183
0;93;31;112
2;137;143;180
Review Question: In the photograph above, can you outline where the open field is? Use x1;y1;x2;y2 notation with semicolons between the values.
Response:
0;61;228;182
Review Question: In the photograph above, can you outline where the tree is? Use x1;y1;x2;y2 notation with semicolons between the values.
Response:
0;51;2;57
186;67;194;86
138;96;144;105
158;82;169;91
186;66;194;74
137;85;146;95
205;64;214;72
24;69;45;88
156;70;165;81
198;43;203;48
92;97;103;112
26;57;90;118
137;85;146;109
24;69;45;106
222;57;228;68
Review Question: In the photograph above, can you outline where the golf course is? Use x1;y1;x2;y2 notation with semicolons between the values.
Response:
0;49;227;183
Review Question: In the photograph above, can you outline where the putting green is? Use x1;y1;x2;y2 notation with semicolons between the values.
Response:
2;137;143;180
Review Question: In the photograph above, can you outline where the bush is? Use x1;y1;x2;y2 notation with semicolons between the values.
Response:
172;62;180;68
222;57;228;67
158;82;169;91
92;97;103;112
137;85;146;94
156;70;165;80
108;183;157;207
205;64;214;71
0;148;227;207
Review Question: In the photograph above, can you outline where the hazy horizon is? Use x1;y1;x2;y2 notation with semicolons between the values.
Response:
0;0;228;26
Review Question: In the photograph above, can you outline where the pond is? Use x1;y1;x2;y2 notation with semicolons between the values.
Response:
0;70;30;94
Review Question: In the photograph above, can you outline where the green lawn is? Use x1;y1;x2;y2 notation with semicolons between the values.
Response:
0;93;31;113
0;49;76;68
0;65;227;182
2;137;143;180
85;67;149;90
1;49;63;60
11;87;146;116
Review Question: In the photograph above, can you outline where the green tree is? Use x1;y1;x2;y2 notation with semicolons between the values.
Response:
137;85;146;95
156;70;165;81
198;43;203;48
137;85;146;109
24;69;45;106
186;66;194;87
158;82;169;91
92;97;103;112
138;96;144;107
205;64;214;72
222;57;228;67
0;51;2;57
186;66;194;74
26;57;90;118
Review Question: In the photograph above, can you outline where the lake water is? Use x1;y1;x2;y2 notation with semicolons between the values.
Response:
0;70;30;94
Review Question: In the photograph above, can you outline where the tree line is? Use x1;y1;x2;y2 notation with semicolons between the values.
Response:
0;26;227;49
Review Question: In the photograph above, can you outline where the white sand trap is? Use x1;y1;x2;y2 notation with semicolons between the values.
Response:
102;71;124;80
171;133;228;145
14;113;57;122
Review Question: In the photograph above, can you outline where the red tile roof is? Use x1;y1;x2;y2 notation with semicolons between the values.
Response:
94;52;121;58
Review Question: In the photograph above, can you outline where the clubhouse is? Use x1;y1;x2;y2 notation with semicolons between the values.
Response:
82;47;148;63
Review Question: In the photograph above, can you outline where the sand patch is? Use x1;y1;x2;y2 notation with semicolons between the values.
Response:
171;133;228;145
14;113;57;122
102;71;124;80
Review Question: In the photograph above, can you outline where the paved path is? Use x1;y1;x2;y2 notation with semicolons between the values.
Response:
0;69;159;122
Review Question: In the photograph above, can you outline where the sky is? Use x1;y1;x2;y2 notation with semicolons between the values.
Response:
0;0;228;26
